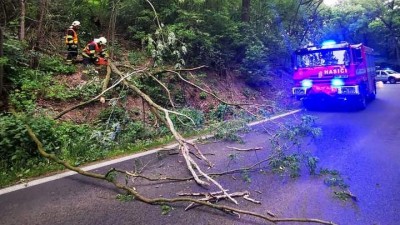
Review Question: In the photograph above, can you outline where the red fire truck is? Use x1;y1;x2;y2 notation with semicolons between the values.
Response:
292;41;376;110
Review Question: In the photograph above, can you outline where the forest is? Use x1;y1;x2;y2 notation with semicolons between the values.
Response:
0;1;399;221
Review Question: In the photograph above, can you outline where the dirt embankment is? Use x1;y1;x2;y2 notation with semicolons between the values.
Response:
37;66;296;123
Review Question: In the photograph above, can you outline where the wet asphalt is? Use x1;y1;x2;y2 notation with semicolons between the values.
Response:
1;83;400;225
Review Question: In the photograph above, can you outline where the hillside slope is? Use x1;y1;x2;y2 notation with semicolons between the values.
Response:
38;64;297;123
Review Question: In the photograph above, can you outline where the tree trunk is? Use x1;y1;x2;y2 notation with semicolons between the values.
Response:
19;0;25;40
108;0;119;59
396;44;400;66
31;0;47;68
241;0;250;23
0;26;4;97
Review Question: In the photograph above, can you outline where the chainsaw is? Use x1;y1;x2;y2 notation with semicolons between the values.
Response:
96;57;108;65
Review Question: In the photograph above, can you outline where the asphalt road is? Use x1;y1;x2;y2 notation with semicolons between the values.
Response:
1;82;400;225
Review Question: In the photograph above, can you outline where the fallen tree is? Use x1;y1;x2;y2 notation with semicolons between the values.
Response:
22;109;336;224
11;1;338;222
9;53;338;224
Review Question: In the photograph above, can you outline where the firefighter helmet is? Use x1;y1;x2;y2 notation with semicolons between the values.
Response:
71;21;81;27
98;37;107;45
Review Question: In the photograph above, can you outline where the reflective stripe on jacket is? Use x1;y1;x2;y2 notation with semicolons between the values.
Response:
83;41;102;58
65;28;78;45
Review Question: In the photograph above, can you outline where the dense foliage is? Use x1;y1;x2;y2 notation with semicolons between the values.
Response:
1;0;399;75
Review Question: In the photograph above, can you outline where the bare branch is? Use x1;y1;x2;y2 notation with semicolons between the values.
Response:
165;70;262;118
243;194;261;204
227;146;263;151
100;64;112;103
145;0;163;32
110;62;237;203
183;140;213;167
147;72;175;108
18;108;337;225
166;109;196;125
54;67;145;120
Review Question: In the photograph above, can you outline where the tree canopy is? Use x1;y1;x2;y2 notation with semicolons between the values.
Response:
1;0;399;89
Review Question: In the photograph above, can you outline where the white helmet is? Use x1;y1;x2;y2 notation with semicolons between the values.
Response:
71;21;81;26
98;37;107;45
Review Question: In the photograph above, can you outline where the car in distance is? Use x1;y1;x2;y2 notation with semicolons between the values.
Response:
375;69;400;84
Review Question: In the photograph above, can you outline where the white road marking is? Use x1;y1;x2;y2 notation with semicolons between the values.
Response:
0;109;302;195
248;109;302;126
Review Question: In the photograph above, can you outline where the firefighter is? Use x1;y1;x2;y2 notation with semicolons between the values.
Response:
65;21;80;64
81;37;108;65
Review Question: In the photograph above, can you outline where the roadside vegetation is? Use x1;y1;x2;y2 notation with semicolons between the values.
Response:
0;0;398;224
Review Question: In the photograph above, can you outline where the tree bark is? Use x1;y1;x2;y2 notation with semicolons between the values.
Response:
241;0;251;23
396;43;400;66
0;26;4;97
108;0;119;59
19;0;25;41
31;0;47;68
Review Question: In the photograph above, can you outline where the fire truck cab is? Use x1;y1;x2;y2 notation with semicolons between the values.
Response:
292;41;376;110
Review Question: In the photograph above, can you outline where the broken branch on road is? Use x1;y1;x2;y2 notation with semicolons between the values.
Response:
227;146;263;151
21;111;337;225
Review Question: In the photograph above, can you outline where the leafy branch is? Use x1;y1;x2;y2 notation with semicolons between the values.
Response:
20;115;336;225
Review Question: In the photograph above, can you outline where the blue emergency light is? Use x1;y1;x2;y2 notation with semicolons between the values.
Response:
301;79;313;88
331;78;344;87
322;40;336;47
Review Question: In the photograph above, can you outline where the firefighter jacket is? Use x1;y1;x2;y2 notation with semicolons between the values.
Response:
65;27;78;45
82;41;104;58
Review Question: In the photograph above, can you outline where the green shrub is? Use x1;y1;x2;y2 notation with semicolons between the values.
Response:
98;106;128;124
118;121;148;142
320;169;349;189
38;55;76;74
136;76;172;107
269;154;301;178
168;107;205;132
45;83;78;101
282;115;322;145
199;91;207;100
212;119;249;143
209;103;233;121
2;37;29;71
173;88;186;106
128;51;148;65
240;37;272;87
0;114;61;170
268;115;322;178
9;68;51;89
55;122;103;164
76;77;102;100
8;90;37;112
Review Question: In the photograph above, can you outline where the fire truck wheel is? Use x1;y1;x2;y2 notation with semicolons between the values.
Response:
302;99;315;111
388;77;396;84
368;85;377;101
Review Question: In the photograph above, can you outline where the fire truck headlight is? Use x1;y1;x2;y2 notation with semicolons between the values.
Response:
301;79;313;88
331;78;344;87
322;40;336;47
